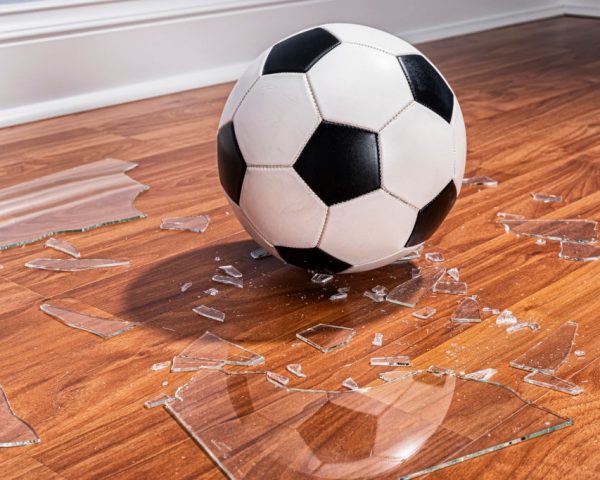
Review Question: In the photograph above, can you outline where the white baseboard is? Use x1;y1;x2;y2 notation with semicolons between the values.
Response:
562;0;600;16
0;0;588;128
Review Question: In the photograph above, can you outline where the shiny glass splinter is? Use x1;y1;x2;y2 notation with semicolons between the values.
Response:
160;215;210;233
500;219;597;243
174;331;264;367
386;266;446;307
44;237;81;258
296;324;355;353
451;297;481;323
26;258;129;271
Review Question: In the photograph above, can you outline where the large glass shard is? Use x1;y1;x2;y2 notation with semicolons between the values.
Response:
0;385;41;447
160;215;210;233
386;266;446;307
510;321;577;374
26;258;129;271
40;303;138;339
44;237;80;258
531;193;562;203
524;371;583;396
499;218;597;243
559;242;600;262
192;305;225;323
462;175;498;187
212;275;243;288
451;296;481;323
174;331;264;367
0;158;148;250
433;280;467;295
296;324;355;353
165;369;571;480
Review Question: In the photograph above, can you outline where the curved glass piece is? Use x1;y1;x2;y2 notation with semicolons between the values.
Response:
0;385;40;448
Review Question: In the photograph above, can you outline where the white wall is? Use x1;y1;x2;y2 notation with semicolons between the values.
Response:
0;0;596;127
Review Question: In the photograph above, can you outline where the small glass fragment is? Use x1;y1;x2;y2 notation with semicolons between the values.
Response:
531;193;562;203
425;252;445;263
341;377;360;390
180;282;193;293
506;321;530;334
427;365;455;376
144;394;175;409
151;361;171;371
497;212;524;219
524;371;583;396
175;331;264;366
393;248;421;263
250;247;271;259
204;287;219;296
372;285;388;296
372;332;383;347
192;305;225;322
266;371;290;387
499;218;597;243
559;242;600;262
171;357;225;372
412;306;437;320
218;265;242;278
433;280;467;295
451;296;481;323
44;237;80;258
370;356;411;367
40;303;138;339
286;364;306;378
535;239;547;245
496;309;518;325
574;350;585;357
463;368;497;381
386;266;446;307
447;267;460;281
296;324;355;353
214;256;221;262
0;385;40;447
378;370;420;382
364;290;385;303
528;322;541;332
311;273;333;285
510;321;577;374
26;258;129;272
463;175;498;187
329;291;348;301
160;215;209;233
482;307;501;315
212;274;243;288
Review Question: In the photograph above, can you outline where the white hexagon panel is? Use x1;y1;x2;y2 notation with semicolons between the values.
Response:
322;23;419;56
308;43;413;132
234;73;320;166
451;98;467;194
240;167;327;249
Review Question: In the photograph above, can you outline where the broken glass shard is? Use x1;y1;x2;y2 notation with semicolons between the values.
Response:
451;296;481;323
372;332;383;347
496;309;518;325
286;364;306;378
427;365;455;376
510;321;577;374
412;306;437;320
499;218;597;243
364;290;385;302
204;288;219;296
524;371;583;396
26;258;129;271
528;322;541;332
144;394;175;409
192;305;225;322
574;350;585;357
266;371;290;387
250;247;271;259
370;356;412;367
386;266;446;307
425;252;445;263
44;237;80;258
171;357;225;373
531;193;562;203
40;303;138;339
496;212;524;219
329;291;348;301
166;369;571;480
0;385;40;447
180;282;193;293
341;377;360;390
212;274;243;288
482;307;500;316
379;370;421;382
160;215;210;233
151;361;171;371
506;322;531;334
535;238;547;245
174;331;264;367
218;265;242;278
296;324;355;353
372;285;388;296
311;273;333;285
463;175;498;187
433;280;467;295
559;242;600;262
463;368;497;381
447;267;460;281
393;248;421;263
0;158;148;250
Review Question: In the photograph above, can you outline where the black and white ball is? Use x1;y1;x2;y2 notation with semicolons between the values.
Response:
217;24;466;273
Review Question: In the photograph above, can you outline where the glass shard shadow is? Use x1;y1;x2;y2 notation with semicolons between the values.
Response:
510;321;577;374
0;385;40;448
386;266;446;307
160;215;210;233
500;218;597;243
296;324;355;353
40;303;138;339
451;297;481;323
44;237;80;258
192;305;225;323
174;331;264;367
166;369;572;479
26;258;129;272
524;371;583;396
0;158;148;250
559;242;600;262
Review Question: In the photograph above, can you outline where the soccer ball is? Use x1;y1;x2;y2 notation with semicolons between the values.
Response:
217;24;466;274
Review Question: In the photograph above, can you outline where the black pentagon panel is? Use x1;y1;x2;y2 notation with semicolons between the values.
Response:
275;246;351;274
405;180;457;247
217;122;246;205
294;122;380;206
263;28;340;75
398;55;454;123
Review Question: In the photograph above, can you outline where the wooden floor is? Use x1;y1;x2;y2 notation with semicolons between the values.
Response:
1;15;600;479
